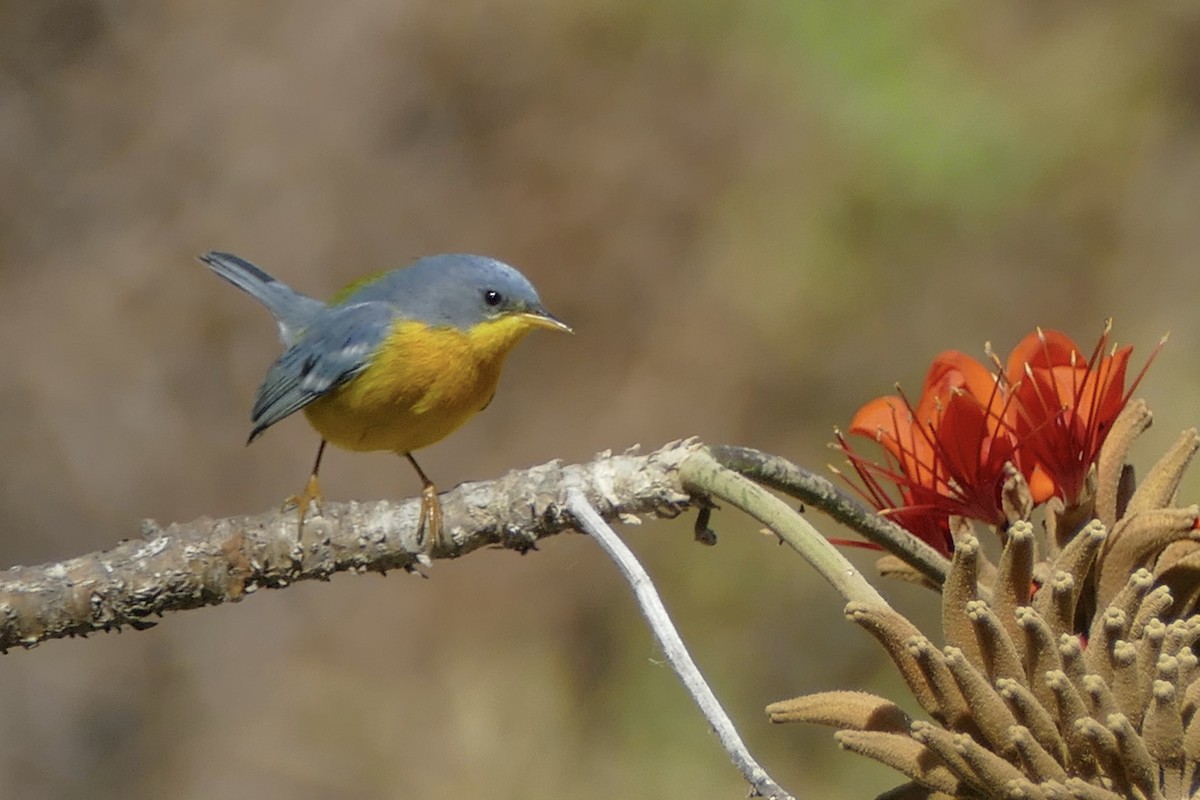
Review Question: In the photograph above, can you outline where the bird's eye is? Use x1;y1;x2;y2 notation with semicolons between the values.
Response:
483;289;503;307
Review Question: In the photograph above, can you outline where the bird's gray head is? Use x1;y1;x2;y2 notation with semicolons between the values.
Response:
346;254;570;333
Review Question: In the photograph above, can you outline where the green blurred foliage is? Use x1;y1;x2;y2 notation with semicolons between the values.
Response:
1;1;1198;797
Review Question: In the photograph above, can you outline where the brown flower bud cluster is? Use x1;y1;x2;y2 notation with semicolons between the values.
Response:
776;401;1200;799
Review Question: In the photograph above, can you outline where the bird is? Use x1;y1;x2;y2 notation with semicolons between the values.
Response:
203;250;571;549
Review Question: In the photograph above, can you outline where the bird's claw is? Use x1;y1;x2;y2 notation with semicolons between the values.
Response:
283;475;324;535
416;484;444;553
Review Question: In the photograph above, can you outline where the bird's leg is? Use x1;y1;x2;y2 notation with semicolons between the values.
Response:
285;440;327;531
404;452;443;552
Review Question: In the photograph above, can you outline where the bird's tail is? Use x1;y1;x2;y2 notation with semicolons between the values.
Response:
201;251;324;345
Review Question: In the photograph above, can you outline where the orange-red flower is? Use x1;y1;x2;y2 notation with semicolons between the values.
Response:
838;323;1159;550
1005;325;1156;505
838;350;1017;555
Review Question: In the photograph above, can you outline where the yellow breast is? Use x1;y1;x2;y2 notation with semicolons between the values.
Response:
302;316;536;454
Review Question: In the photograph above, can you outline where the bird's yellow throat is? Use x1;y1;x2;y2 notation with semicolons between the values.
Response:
301;314;555;454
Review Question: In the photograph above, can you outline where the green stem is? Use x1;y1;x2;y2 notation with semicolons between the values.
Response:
709;445;950;588
680;449;889;607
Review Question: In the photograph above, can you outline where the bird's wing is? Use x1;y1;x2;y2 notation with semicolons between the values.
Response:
248;301;395;441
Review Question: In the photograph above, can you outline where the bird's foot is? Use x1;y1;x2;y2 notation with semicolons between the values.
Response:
283;474;324;534
416;483;444;554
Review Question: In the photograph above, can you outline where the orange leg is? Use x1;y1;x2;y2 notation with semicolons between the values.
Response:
285;440;327;533
405;452;443;552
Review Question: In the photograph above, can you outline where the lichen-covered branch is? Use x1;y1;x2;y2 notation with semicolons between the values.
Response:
0;439;908;654
0;441;700;652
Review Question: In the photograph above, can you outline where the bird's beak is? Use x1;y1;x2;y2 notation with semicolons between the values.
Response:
519;310;573;334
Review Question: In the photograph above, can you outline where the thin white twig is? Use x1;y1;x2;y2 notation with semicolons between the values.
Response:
566;488;796;800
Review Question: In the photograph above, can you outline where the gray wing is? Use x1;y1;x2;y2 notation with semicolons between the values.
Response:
248;301;395;442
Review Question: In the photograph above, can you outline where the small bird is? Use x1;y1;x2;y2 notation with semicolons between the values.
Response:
203;250;571;548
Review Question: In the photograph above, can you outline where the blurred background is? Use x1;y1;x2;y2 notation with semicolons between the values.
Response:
1;1;1198;797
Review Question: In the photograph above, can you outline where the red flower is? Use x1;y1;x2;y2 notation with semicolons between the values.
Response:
838;322;1160;549
1005;325;1158;505
838;351;1017;555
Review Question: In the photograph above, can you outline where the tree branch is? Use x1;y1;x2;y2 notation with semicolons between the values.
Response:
567;488;796;800
0;441;699;652
0;440;928;653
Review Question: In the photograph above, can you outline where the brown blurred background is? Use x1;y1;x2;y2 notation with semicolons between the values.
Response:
2;2;1199;797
